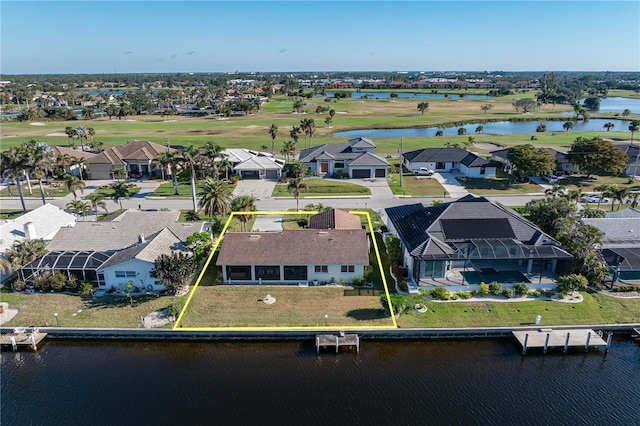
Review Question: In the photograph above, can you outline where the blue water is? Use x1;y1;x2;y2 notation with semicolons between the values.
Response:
2;338;639;425
334;118;633;139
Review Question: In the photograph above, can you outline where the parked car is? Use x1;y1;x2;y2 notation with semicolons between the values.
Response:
583;195;610;203
413;168;435;176
542;174;559;183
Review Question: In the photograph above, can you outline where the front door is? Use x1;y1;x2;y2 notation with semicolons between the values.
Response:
320;162;329;174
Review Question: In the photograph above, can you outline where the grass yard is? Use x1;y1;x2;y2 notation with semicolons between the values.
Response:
151;180;206;197
177;285;393;328
89;183;141;198
558;173;640;193
0;210;25;219
0;180;71;198
272;178;371;197
1;290;186;328
459;170;542;195
397;291;640;328
388;172;448;196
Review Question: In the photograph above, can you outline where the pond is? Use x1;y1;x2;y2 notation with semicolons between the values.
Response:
334;118;634;139
580;97;640;114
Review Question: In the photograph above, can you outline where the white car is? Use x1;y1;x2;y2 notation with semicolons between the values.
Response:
583;195;610;203
413;168;435;176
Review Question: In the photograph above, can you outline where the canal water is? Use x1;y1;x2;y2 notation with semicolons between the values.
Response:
2;338;639;425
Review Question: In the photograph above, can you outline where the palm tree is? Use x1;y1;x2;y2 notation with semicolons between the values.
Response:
626;191;640;208
154;152;172;181
609;184;629;211
480;104;493;114
475;125;484;133
112;167;127;181
268;123;278;154
65;126;75;147
66;199;91;220
287;177;308;211
198;177;233;217
1;147;28;212
4;238;47;269
594;184;613;209
110;181;131;210
85;192;108;220
71;156;86;181
28;141;54;205
629;120;640;144
417;101;429;115
178;146;200;211
56;152;72;175
544;183;566;198
74;126;89;152
163;151;180;195
603;122;615;132
218;158;234;181
564;188;583;204
63;174;85;199
231;195;256;232
563;121;574;131
290;125;301;146
622;109;631;118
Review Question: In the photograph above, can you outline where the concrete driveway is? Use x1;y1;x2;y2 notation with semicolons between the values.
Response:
251;214;284;232
433;173;470;198
232;179;278;200
335;178;395;199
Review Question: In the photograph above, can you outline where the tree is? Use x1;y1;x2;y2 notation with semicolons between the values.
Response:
197;177;233;217
186;232;212;262
63;173;85;199
112;167;128;181
594;184;613;209
289;161;308;178
457;127;467;136
154;152;172;181
603;122;615;132
556;274;588;294
417;101;429;115
512;98;537;113
65;126;75;146
110;181;131;210
218;157;234;181
85;193;107;220
480;104;493;114
324;116;332;127
475;125;484;133
293;99;305;113
608;184;629;211
385;234;402;271
544;183;566;198
289;125;302;145
66;200;91;219
231;195;257;232
629;120;640;144
563;121;574;131
507;144;556;182
178;145;200;211
1;147;28;212
268;123;278;154
151;252;197;295
583;97;600;111
287;177;308;211
622;108;631;118
435;129;444;137
567;137;629;178
71;156;86;181
280;140;297;163
4;238;47;269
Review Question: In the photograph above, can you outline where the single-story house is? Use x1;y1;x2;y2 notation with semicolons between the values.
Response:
216;228;369;285
50;146;96;177
403;148;496;178
490;147;579;174
385;195;573;287
87;140;175;180
0;204;76;283
299;137;390;179
19;209;206;291
615;144;640;177
581;216;640;283
221;148;285;180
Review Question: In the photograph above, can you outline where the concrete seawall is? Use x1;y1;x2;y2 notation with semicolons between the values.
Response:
2;324;639;342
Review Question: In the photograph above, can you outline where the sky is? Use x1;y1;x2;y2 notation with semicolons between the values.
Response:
1;1;639;74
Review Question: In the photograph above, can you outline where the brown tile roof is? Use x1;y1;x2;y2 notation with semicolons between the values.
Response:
51;146;97;160
216;229;369;266
87;140;172;165
309;209;362;230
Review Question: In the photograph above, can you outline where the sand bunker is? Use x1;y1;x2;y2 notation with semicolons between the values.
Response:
46;132;69;137
30;122;46;126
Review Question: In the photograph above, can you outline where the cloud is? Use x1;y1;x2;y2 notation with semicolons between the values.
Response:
124;51;133;54
278;48;287;54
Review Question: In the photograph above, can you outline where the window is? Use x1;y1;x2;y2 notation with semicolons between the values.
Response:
115;271;126;278
126;271;136;277
284;266;307;281
335;162;345;169
341;265;355;273
226;265;251;280
435;162;446;170
255;266;280;280
315;265;328;273
480;167;486;175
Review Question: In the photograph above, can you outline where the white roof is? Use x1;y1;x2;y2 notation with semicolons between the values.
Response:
0;204;76;252
234;156;284;171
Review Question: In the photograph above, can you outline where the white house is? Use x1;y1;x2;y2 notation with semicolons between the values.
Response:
403;148;496;178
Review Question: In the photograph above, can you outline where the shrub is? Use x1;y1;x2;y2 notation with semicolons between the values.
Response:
513;282;529;296
81;282;94;297
458;291;472;299
430;286;450;300
502;288;515;298
531;290;542;297
556;274;588;294
352;276;365;286
67;275;80;292
613;285;640;292
470;289;478;297
381;293;408;315
398;280;409;292
543;291;555;298
34;275;51;292
166;301;183;317
50;272;67;292
479;282;489;297
488;282;502;296
450;293;460;300
296;218;309;228
12;279;26;292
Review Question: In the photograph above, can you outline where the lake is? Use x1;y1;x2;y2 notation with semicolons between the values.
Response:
334;118;634;139
2;337;639;425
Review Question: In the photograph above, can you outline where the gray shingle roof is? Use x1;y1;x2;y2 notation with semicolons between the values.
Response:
403;147;489;167
348;137;376;149
98;228;190;269
299;143;360;163
581;217;640;248
605;208;640;218
348;152;390;167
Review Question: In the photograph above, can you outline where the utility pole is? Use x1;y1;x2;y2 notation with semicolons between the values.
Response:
399;138;404;188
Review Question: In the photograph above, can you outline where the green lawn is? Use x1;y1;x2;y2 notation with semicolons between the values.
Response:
559;173;640;193
272;178;371;197
0;180;71;198
0;210;25;219
151;180;205;197
397;291;640;328
388;166;448;196
88;183;141;198
459;170;542;195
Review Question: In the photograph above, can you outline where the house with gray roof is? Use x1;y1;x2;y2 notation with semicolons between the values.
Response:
581;216;640;283
20;209;206;291
403;148;496;178
491;147;578;175
615;144;640;177
298;137;390;179
385;195;572;288
221;148;285;180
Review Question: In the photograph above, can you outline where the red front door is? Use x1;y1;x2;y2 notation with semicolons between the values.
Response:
320;162;329;173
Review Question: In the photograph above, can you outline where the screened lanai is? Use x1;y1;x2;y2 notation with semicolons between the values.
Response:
20;250;114;286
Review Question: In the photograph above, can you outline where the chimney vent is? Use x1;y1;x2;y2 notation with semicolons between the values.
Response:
23;222;36;239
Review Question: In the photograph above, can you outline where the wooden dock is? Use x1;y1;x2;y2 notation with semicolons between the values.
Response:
316;333;360;354
513;329;611;355
0;328;47;351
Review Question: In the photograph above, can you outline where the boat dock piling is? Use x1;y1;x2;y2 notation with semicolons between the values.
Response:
316;333;360;354
513;329;611;355
1;328;47;351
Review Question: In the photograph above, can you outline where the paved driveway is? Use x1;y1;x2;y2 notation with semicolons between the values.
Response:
251;214;284;232
334;178;395;199
232;179;278;200
433;173;470;198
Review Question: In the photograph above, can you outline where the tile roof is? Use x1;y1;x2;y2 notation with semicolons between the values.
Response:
308;209;362;230
87;140;171;165
0;204;76;252
47;209;204;251
51;146;97;160
216;229;369;266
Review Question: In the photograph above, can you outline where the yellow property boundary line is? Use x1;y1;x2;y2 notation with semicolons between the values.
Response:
174;210;397;331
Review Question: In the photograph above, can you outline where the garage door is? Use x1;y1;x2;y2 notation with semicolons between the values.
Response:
241;170;260;179
351;169;371;179
265;170;279;179
375;168;386;178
